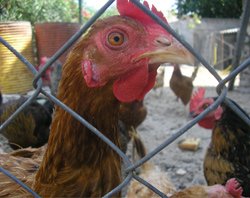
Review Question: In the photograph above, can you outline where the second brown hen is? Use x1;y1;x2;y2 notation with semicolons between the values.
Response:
170;64;197;105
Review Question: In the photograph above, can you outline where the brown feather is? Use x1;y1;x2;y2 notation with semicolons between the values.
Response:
0;146;45;197
127;128;176;197
169;64;194;105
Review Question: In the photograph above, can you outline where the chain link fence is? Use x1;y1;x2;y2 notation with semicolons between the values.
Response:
0;0;250;197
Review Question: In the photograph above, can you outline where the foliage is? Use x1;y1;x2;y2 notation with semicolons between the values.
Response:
101;7;119;19
0;0;78;24
176;0;242;18
82;5;118;22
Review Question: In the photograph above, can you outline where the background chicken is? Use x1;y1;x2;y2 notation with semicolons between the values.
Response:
0;92;53;150
170;64;198;106
36;56;62;95
189;88;250;196
0;0;193;197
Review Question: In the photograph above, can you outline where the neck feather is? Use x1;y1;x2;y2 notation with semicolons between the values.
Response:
34;44;122;196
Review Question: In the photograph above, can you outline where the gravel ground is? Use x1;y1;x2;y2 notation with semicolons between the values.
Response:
0;65;250;192
130;66;250;190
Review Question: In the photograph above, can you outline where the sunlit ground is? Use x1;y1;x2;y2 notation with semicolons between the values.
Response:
163;65;239;87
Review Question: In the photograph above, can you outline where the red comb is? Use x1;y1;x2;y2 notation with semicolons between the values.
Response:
189;87;206;111
117;0;168;25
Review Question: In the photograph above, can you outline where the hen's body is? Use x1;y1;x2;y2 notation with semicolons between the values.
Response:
35;83;122;196
0;0;193;196
204;100;250;196
169;64;195;105
0;97;52;149
190;88;250;197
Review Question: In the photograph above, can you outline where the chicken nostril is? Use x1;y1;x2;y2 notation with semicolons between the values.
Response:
156;37;171;47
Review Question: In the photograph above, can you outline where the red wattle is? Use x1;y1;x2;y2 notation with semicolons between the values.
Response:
113;65;157;102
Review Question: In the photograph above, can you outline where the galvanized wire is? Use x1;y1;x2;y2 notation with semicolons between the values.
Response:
0;0;250;197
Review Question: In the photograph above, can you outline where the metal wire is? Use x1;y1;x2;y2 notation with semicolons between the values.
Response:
0;0;250;197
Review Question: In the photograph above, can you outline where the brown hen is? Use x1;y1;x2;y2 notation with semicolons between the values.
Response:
0;0;193;197
170;64;198;105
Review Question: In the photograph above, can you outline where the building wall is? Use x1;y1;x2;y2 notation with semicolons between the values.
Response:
170;18;240;67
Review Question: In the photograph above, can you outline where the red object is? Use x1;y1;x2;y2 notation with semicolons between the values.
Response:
189;88;223;129
189;87;206;112
117;0;168;25
35;22;81;64
225;178;243;198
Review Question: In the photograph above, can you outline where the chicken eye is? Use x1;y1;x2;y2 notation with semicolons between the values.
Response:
107;32;124;46
202;103;210;110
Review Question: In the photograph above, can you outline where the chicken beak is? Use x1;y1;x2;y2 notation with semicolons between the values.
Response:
136;39;194;66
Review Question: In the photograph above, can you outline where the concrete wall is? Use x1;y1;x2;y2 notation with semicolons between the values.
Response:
170;18;241;67
239;22;250;92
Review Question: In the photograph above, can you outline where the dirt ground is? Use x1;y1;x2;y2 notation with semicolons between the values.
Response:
0;65;250;192
129;65;250;190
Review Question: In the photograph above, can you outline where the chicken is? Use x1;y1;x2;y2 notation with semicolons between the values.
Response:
189;88;250;196
126;128;176;197
171;178;243;198
0;145;46;197
0;96;53;150
36;56;62;95
36;57;51;87
170;64;198;105
126;129;243;198
0;0;193;196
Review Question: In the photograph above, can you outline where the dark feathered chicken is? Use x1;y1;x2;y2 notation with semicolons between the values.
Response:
189;88;250;197
0;96;53;150
127;128;243;198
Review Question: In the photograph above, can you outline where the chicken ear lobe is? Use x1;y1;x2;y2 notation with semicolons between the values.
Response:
81;60;106;87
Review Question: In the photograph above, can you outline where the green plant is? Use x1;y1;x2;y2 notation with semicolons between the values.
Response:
176;0;242;18
0;0;78;24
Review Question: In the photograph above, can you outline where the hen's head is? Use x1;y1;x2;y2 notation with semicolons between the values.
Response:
69;0;194;102
189;88;223;129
